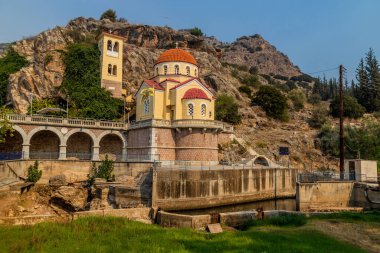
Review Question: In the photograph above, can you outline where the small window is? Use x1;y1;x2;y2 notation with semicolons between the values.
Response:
107;40;112;51
144;98;150;114
186;66;190;76
188;103;194;116
114;42;119;52
194;68;198;77
156;67;159;76
201;104;206;116
113;65;117;76
174;65;179;75
108;64;112;74
164;65;168;75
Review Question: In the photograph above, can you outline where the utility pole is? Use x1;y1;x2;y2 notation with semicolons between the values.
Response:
339;65;344;179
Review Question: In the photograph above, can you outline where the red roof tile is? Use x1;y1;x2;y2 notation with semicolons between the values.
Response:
144;79;164;90
182;88;210;100
156;49;197;65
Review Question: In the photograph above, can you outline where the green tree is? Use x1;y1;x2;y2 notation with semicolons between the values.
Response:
0;48;28;106
0;107;14;143
215;94;241;124
330;95;365;119
61;43;123;120
189;27;203;37
252;85;289;121
100;9;117;22
288;89;306;111
88;155;115;185
26;161;42;183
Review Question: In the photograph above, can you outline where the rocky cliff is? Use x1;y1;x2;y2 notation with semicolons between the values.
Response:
1;16;332;170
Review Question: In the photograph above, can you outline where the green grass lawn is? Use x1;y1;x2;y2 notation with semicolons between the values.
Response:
0;213;374;253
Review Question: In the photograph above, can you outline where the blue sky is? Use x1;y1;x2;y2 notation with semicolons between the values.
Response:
1;0;379;81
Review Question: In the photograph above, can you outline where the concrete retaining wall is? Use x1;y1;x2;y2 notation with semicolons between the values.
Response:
157;211;211;229
153;168;297;210
73;208;152;220
1;160;153;184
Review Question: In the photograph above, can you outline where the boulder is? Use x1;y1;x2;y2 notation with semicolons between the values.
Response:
50;186;87;212
49;175;67;186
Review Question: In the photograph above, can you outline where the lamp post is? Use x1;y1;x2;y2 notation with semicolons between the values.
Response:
66;95;69;119
123;95;126;124
29;92;33;116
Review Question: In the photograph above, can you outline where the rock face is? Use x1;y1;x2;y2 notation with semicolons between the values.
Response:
50;186;87;212
220;35;301;77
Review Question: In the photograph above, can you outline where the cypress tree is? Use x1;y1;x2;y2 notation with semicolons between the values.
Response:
356;58;370;111
365;48;380;111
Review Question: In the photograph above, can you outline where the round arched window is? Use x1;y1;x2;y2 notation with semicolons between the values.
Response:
174;65;180;75
188;103;194;116
201;104;206;116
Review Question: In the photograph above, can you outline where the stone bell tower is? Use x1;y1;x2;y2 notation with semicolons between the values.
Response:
97;32;124;98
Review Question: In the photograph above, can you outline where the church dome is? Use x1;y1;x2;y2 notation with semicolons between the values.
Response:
182;88;210;100
156;48;197;65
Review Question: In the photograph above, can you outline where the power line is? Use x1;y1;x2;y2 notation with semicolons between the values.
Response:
307;67;340;75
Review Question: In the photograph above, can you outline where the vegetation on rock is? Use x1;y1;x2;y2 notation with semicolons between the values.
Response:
0;48;28;106
26;161;42;183
88;155;115;185
190;27;203;37
330;95;365;119
308;106;329;128
100;9;117;22
61;43;123;120
215;94;241;125
288;89;306;111
252;85;289;121
0;107;14;143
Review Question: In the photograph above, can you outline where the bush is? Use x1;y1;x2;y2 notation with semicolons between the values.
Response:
308;106;329;128
288;89;306;111
308;94;321;104
330;95;365;119
88;155;115;185
249;66;258;75
100;9;117;22
238;86;252;97
216;94;241;124
189;27;203;37
26;161;42;183
252;85;289;121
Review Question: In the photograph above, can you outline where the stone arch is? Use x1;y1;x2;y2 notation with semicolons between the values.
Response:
96;131;126;161
0;126;25;160
29;128;63;159
26;126;65;145
253;156;270;167
65;129;96;160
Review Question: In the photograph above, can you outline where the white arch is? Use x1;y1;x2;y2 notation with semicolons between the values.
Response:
12;125;28;145
64;128;97;147
26;126;65;146
95;130;126;148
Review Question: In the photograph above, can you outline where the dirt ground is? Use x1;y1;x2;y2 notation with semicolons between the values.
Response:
311;220;380;253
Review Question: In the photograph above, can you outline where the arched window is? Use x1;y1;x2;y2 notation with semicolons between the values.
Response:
143;98;150;114
107;40;112;51
186;66;190;76
174;65;179;75
194;68;198;77
163;65;168;75
156;67;159;76
114;42;119;52
113;65;117;76
188;103;194;116
108;64;112;74
201;104;206;116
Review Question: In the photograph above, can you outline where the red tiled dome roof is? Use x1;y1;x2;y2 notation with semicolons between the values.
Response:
182;88;210;100
156;49;197;65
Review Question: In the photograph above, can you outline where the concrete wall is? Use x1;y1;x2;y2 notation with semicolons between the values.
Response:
350;183;380;209
153;168;297;211
2;160;153;184
296;181;355;211
157;211;211;229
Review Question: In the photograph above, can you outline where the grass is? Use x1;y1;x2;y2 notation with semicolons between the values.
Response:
0;215;369;253
310;211;380;223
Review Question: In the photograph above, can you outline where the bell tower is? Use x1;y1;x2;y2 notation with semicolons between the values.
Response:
97;32;124;98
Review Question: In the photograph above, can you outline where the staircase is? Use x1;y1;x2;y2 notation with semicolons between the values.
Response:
0;162;24;191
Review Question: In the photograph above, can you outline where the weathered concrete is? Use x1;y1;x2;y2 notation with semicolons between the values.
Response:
350;183;380;209
219;211;257;227
73;208;152;221
153;168;297;210
157;210;211;229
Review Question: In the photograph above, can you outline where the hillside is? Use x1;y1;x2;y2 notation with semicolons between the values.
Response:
0;16;335;170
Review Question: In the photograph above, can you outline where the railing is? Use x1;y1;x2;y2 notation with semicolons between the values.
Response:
297;172;379;183
128;119;233;131
5;114;127;130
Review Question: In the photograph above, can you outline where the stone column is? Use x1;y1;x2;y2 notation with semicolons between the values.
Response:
92;146;100;161
59;145;67;160
121;147;127;162
22;144;30;160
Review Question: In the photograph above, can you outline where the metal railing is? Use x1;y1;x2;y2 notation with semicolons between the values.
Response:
297;172;379;183
4;114;127;130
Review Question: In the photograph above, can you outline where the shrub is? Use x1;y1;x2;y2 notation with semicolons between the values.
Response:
100;9;117;22
288;89;306;111
26;161;42;183
241;74;261;88
189;27;203;37
88;155;115;185
308;94;321;104
274;74;289;81
308;106;329;128
249;66;258;75
252;85;289;121
216;94;241;124
238;86;252;97
330;95;365;119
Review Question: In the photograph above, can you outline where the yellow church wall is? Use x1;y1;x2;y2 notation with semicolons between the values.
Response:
135;83;165;121
181;99;213;120
99;35;124;83
154;62;198;80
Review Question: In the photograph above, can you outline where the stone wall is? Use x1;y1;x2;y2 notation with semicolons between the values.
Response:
152;168;297;210
157;211;211;229
99;134;123;160
66;132;93;158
